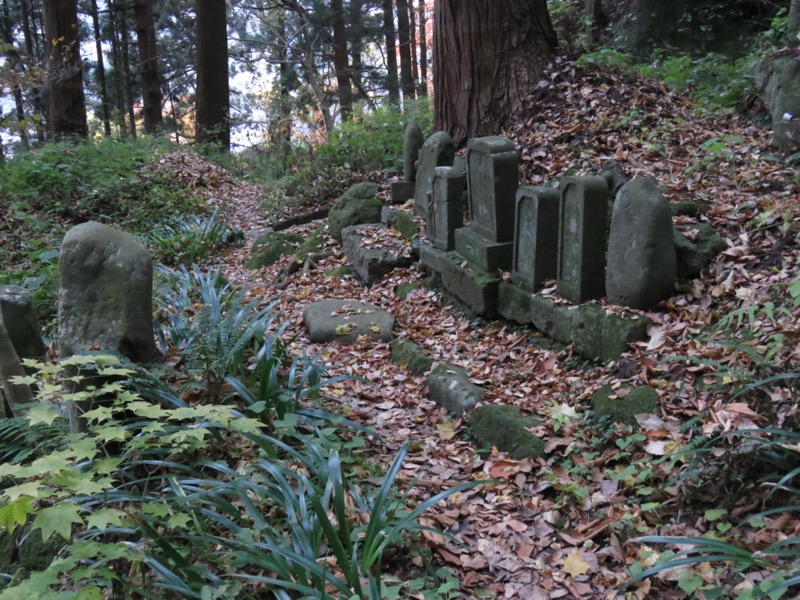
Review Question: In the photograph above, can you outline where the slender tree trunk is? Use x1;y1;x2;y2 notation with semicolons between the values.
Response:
330;0;353;121
382;0;399;103
13;84;29;148
349;0;367;103
43;0;88;138
418;0;427;96
409;0;419;92
90;0;111;136
20;0;45;142
108;2;128;136
433;0;557;146
396;0;415;101
119;4;137;138
0;320;34;418
1;0;30;147
585;0;605;43
134;0;163;133
195;0;230;149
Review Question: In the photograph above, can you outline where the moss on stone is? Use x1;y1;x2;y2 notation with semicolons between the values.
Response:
328;182;383;242
674;224;727;279
296;224;327;259
395;281;422;300
324;266;352;278
391;211;420;241
468;404;545;459
245;232;301;270
671;200;703;217
390;338;433;376
592;384;658;426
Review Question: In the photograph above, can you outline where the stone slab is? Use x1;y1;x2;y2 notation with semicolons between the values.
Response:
341;224;414;285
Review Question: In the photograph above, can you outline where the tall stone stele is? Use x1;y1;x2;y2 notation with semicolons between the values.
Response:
606;177;676;309
513;186;560;292
391;119;425;203
413;131;455;216
453;136;520;272
427;166;465;251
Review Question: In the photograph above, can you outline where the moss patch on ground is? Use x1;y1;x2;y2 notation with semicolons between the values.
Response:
468;404;545;459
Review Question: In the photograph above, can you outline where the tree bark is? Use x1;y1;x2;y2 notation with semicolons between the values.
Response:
195;0;230;149
108;1;128;136
382;0;399;103
396;0;415;101
330;0;353;120
585;0;605;43
789;0;800;38
134;0;163;134
119;4;137;138
43;0;88;139
418;0;427;96
90;0;111;137
409;0;419;91
20;0;45;142
433;0;556;146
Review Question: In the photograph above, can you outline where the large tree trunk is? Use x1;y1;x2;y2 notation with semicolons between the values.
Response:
330;0;353;121
134;0;163;134
195;0;230;149
382;0;399;103
396;0;415;101
43;0;88;139
433;0;556;146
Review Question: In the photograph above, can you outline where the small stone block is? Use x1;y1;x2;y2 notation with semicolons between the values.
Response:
428;166;465;251
557;175;609;303
513;186;560;292
426;364;484;415
454;227;514;272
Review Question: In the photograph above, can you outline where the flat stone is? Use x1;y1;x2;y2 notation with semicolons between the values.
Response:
302;299;394;344
341;224;414;285
390;338;433;376
454;227;513;272
420;244;501;317
606;177;676;309
592;384;658;426
468;404;544;459
426;364;484;415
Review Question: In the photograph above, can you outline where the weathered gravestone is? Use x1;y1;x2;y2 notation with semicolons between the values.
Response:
391;120;425;203
557;176;608;303
427;166;465;251
414;132;455;216
454;136;519;272
59;222;156;363
513;186;560;292
606;177;676;309
0;285;46;362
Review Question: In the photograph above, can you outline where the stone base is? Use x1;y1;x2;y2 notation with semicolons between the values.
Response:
420;244;501;317
497;282;651;361
391;180;416;204
454;227;513;272
342;224;414;285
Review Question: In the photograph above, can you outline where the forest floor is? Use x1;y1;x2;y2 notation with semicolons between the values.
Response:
131;62;800;598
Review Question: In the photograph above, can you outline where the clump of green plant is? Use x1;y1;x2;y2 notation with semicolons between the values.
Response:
0;356;477;599
146;209;240;266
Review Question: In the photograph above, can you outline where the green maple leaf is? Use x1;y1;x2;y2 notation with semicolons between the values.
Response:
0;496;35;533
4;480;43;502
32;503;84;541
85;508;127;532
26;402;62;426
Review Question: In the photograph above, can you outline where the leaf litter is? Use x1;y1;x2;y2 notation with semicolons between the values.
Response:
172;58;798;598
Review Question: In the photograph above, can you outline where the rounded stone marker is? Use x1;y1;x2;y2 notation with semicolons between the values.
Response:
302;300;394;344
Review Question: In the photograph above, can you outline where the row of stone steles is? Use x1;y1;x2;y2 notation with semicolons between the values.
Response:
412;129;676;312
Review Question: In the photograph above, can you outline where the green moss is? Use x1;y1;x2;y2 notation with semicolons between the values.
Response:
389;338;433;376
671;200;703;217
468;404;544;459
295;224;327;259
391;211;420;241
324;266;352;278
245;232;302;270
395;281;422;300
591;384;658;426
328;183;383;241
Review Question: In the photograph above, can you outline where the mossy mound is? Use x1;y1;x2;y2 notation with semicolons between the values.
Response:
324;266;352;278
468;404;545;459
591;384;658;426
674;224;727;279
390;338;433;376
671;200;703;217
328;182;383;242
391;211;420;241
395;281;422;300
245;232;302;270
296;224;327;260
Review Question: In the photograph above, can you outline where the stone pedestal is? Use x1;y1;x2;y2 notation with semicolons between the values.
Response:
454;227;513;272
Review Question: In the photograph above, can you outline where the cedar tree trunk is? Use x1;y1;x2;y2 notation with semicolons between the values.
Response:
43;0;88;138
433;0;557;146
396;0;415;100
383;0;399;103
134;0;163;133
196;0;230;149
331;0;353;120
